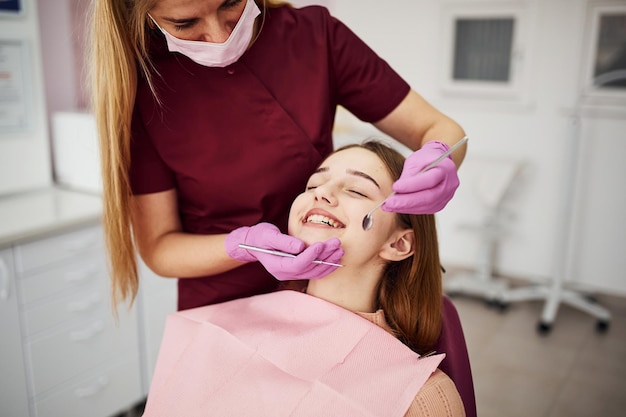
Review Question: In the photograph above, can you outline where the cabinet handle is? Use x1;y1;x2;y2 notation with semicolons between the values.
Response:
70;320;105;342
66;293;102;312
0;258;10;300
74;376;109;398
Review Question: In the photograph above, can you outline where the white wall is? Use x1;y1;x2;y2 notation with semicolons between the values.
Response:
0;0;52;195
37;0;80;116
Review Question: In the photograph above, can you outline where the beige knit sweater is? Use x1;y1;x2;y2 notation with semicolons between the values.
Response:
357;310;466;417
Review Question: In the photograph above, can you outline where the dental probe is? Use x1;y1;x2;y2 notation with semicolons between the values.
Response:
238;244;344;267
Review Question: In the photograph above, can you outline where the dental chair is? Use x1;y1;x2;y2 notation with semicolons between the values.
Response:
435;296;477;417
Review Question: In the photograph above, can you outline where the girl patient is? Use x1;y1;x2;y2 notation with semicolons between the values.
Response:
142;141;465;417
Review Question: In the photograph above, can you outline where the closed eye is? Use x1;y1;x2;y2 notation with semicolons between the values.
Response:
174;22;194;31
165;18;198;31
347;189;368;198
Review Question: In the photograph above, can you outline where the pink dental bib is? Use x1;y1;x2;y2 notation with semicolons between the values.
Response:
142;290;444;417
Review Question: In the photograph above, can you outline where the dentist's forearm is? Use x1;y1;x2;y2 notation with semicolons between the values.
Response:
138;231;244;278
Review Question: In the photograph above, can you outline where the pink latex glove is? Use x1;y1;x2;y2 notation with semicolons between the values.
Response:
382;141;460;214
225;222;344;281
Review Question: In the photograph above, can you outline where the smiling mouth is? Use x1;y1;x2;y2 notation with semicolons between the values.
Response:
305;214;345;228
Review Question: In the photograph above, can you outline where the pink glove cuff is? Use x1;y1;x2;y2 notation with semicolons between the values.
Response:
422;140;451;157
225;226;256;262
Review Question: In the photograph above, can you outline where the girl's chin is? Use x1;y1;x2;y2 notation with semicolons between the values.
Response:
297;229;343;245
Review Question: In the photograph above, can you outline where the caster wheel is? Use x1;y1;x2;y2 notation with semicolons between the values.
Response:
495;301;509;313
484;299;497;308
537;321;551;335
596;320;610;333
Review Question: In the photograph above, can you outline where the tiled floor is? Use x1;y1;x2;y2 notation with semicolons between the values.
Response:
450;282;626;417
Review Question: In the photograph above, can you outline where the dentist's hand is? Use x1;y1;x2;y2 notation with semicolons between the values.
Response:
225;222;344;281
382;141;460;214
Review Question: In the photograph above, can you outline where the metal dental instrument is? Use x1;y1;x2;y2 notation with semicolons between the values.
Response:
361;136;469;231
418;350;438;360
238;244;344;267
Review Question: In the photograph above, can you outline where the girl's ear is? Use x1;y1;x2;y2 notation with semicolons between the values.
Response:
380;229;415;262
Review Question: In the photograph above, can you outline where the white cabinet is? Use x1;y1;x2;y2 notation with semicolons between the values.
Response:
0;188;180;416
0;248;31;417
1;223;143;417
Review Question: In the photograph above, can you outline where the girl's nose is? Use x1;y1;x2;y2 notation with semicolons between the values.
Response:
314;186;337;206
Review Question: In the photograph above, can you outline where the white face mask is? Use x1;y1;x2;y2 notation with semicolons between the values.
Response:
150;0;261;67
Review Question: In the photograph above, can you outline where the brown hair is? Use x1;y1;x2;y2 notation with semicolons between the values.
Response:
290;141;443;354
361;141;443;354
88;0;290;310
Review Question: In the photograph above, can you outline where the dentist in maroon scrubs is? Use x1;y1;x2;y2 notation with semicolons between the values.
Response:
90;0;467;312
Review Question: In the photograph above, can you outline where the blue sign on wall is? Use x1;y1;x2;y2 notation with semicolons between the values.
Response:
0;0;22;14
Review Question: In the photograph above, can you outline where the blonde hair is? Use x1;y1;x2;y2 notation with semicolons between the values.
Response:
88;0;290;310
